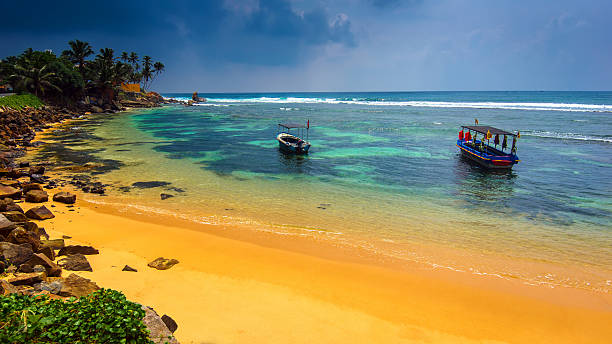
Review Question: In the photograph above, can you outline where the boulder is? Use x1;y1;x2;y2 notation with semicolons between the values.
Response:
25;205;55;220
52;191;76;204
0;185;21;199
58;245;99;256
0;280;19;295
160;193;174;200
7;271;46;286
0;198;24;212
147;257;179;270
25;189;48;203
0;214;16;236
122;265;137;272
37;245;55;260
29;165;45;175
34;280;62;294
40;238;64;250
161;314;178;333
91;106;104;113
2;211;27;222
0;242;34;265
7;227;40;250
142;306;180;344
22;183;43;192
58;273;100;298
30;174;45;184
57;254;92;271
26;252;62;277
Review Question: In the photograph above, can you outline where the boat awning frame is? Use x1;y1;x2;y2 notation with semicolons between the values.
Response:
279;123;307;129
461;125;516;137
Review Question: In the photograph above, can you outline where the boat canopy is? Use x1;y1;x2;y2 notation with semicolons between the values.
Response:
461;125;516;137
278;123;307;129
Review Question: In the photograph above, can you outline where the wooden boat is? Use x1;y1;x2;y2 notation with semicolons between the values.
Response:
457;125;520;169
277;122;311;154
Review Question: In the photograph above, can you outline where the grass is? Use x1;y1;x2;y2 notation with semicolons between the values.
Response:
0;94;44;110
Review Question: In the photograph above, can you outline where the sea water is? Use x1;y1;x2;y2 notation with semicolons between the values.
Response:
35;91;612;292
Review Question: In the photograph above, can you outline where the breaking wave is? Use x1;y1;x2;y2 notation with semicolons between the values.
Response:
524;131;612;143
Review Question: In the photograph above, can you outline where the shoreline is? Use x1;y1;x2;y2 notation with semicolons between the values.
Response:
42;194;612;343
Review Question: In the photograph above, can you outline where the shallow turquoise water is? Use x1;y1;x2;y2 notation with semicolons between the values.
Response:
37;91;612;291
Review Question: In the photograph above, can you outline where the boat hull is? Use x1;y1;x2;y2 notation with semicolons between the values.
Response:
457;140;518;169
277;133;310;154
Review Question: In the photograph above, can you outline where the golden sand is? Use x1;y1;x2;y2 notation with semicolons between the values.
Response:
32;195;611;344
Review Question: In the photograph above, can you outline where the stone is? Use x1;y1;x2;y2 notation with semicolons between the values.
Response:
132;181;171;189
91;106;104;113
122;265;137;272
147;257;179;270
7;227;40;250
58;245;99;256
40;238;64;250
29;165;45;175
52;191;76;204
7;271;46;286
160;193;174;200
25;205;55;220
142;306;179;344
37;245;55;260
25;189;48;203
26;253;62;277
161;314;178;333
30;174;45;184
57;254;92;271
0;185;21;199
0;214;16;236
58;273;100;297
2;211;27;222
22;183;43;193
0;198;24;212
32;264;46;273
34;280;62;294
0;242;34;265
0;280;19;295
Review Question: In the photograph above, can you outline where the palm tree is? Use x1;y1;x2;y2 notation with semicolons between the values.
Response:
153;62;165;75
120;52;129;63
141;56;153;90
61;40;94;76
10;62;61;97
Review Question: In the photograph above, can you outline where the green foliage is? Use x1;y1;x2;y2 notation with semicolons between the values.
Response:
0;94;44;109
0;289;153;344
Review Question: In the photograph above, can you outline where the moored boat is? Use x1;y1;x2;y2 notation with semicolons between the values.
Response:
277;122;311;154
457;125;520;169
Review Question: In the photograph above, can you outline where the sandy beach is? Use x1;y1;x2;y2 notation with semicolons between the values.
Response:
38;193;611;344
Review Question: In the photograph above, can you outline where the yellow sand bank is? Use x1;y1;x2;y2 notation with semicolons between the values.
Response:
40;199;611;344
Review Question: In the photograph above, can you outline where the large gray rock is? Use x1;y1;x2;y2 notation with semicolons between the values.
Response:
26;252;62;277
147;257;179;270
0;214;16;236
0;242;34;265
57;254;92;271
53;192;76;204
58;273;100;298
7;227;40;250
0;198;23;212
0;185;21;199
25;205;55;220
142;306;179;344
25;189;48;203
2;211;27;222
58;245;99;256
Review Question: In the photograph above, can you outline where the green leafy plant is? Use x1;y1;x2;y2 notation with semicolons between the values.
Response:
0;289;154;344
0;94;44;109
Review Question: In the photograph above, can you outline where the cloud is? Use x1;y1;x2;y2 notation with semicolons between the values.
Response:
369;0;420;9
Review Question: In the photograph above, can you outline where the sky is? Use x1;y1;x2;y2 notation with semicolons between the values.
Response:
2;0;611;92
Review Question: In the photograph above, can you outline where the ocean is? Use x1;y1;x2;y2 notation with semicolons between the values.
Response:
35;91;612;292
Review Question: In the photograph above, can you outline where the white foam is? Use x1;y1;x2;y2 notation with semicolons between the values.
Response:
195;97;612;112
525;131;612;143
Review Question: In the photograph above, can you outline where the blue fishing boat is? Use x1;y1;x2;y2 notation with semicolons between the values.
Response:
277;121;311;154
457;124;520;169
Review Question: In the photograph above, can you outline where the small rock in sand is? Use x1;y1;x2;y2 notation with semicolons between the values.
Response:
147;257;179;270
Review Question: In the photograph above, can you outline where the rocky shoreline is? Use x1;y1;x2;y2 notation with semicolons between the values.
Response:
0;95;181;343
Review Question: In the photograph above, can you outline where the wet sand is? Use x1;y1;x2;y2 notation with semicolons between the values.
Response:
40;197;612;344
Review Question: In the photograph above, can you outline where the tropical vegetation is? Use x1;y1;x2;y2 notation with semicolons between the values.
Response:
0;40;164;105
0;94;44;110
0;289;154;343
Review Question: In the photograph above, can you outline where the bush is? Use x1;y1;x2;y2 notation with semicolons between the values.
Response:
0;289;153;344
0;94;44;110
